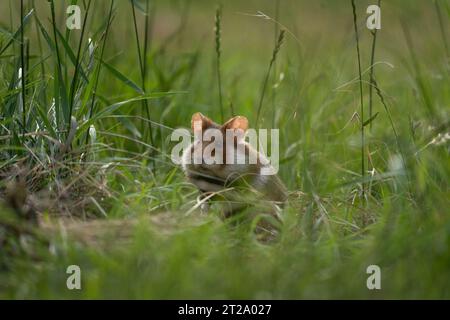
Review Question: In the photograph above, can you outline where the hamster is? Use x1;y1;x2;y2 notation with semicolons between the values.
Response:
181;112;287;223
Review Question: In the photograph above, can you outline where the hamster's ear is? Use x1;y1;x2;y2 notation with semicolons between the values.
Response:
222;116;248;132
191;112;213;132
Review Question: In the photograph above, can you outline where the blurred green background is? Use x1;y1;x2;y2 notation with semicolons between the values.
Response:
0;0;449;298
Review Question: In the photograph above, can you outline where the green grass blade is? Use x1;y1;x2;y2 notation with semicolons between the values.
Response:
54;28;89;83
75;91;186;139
0;9;34;56
99;58;144;94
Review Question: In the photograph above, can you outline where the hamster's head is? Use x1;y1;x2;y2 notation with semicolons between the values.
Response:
185;112;249;176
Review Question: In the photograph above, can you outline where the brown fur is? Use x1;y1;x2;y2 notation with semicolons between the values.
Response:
182;113;288;233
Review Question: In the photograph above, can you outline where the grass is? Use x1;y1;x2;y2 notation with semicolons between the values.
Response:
214;4;224;122
255;28;285;127
351;0;366;199
0;0;449;299
368;0;380;175
20;0;26;133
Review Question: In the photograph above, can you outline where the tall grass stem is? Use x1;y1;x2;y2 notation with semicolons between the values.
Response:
215;5;224;122
351;0;365;198
49;0;64;133
20;0;26;134
131;0;154;147
69;0;92;129
255;29;285;127
272;0;280;129
368;0;380;173
85;0;115;144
